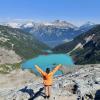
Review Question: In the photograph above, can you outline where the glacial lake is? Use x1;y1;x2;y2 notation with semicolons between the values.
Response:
22;54;74;75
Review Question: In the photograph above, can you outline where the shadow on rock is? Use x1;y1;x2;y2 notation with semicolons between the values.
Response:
29;87;45;100
19;86;34;98
94;90;100;100
19;86;45;100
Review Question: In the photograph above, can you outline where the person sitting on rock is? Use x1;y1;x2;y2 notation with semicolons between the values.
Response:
35;64;62;99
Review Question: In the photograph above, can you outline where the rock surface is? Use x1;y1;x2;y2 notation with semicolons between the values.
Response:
0;64;100;100
0;47;22;64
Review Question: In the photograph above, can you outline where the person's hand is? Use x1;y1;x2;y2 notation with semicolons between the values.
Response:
58;65;63;70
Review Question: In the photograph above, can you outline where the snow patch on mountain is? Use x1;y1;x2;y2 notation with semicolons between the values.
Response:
42;22;53;26
22;22;34;28
4;22;22;28
63;39;72;43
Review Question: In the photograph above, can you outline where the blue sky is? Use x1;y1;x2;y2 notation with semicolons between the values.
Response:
0;0;100;26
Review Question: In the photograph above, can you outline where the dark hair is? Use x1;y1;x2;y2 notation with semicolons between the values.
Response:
46;68;50;74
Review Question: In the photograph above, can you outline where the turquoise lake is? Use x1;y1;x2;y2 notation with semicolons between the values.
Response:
22;54;74;75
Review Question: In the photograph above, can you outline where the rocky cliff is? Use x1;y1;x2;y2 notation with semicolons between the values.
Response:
0;65;100;100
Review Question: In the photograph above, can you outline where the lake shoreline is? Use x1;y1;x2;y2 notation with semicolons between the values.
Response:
21;54;74;75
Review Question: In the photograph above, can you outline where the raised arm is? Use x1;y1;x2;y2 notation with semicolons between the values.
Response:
51;64;62;75
35;65;46;76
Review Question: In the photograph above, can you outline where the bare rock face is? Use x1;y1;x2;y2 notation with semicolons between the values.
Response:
0;47;22;64
0;64;100;100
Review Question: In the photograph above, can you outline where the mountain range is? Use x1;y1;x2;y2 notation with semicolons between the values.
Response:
1;20;95;47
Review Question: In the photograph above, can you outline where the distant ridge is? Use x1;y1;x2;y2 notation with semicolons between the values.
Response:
0;20;95;47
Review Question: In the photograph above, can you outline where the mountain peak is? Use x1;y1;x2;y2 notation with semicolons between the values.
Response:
22;22;34;28
81;21;95;27
51;20;76;28
84;21;95;26
79;21;95;30
4;22;22;28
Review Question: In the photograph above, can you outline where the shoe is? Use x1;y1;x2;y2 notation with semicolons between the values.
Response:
47;96;50;99
44;96;47;99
